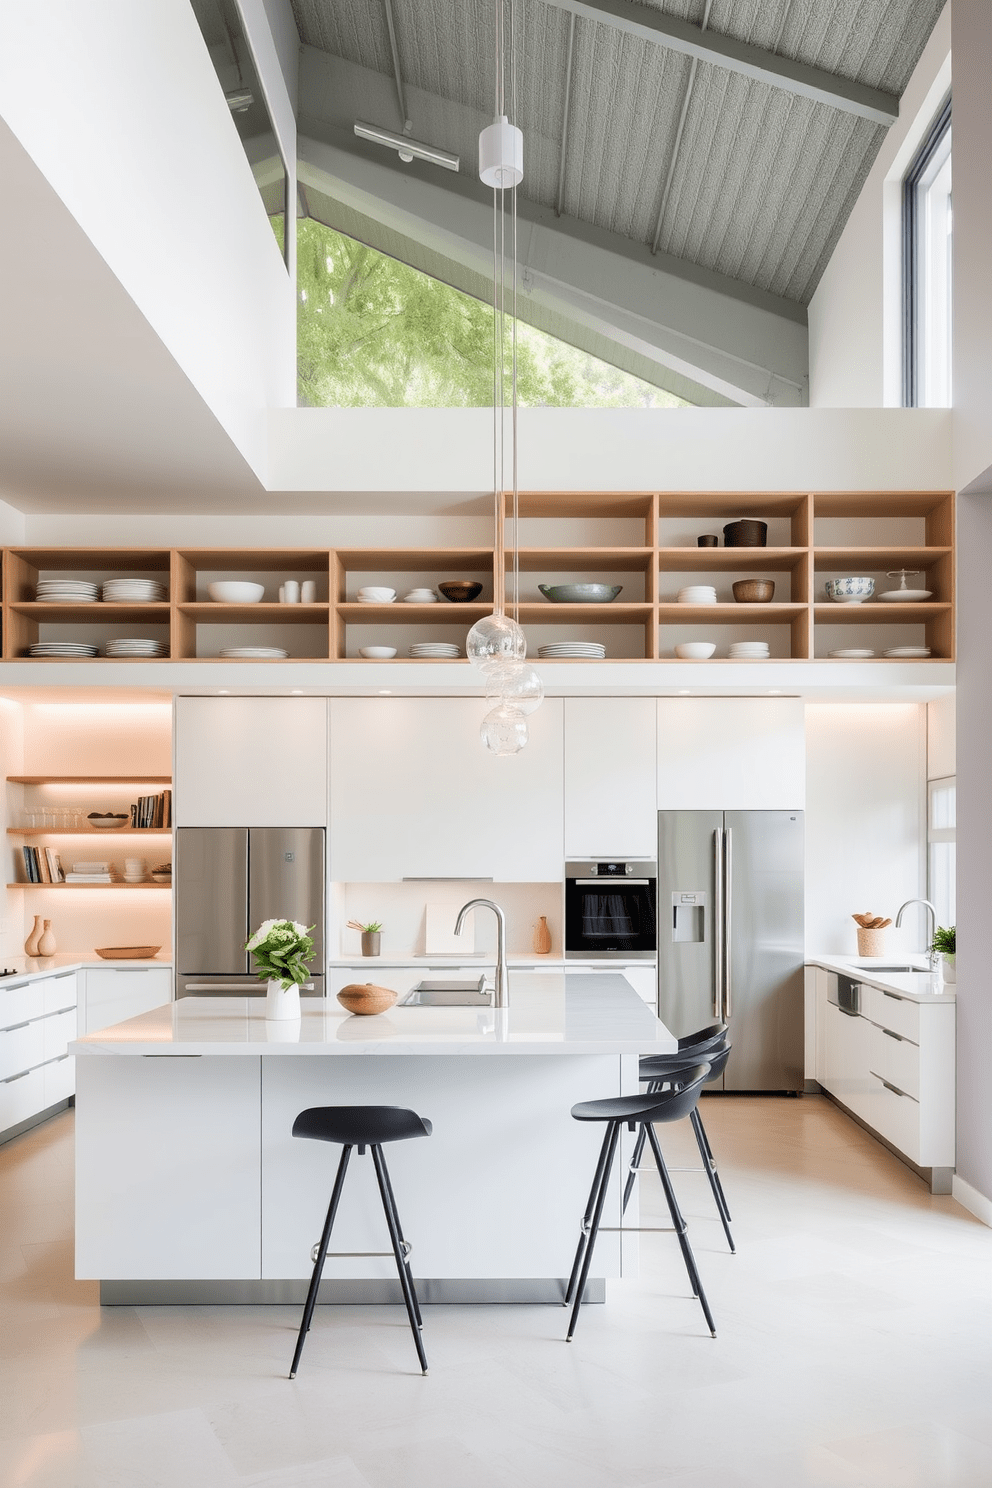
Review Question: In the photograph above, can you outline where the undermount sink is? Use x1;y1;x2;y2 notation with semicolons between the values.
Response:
399;978;492;1007
851;963;915;973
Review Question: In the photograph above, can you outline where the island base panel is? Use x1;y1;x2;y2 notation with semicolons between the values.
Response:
99;1278;606;1305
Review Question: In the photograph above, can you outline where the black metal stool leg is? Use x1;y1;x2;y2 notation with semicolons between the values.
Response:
566;1120;620;1342
689;1108;735;1252
693;1107;732;1221
371;1145;429;1375
289;1144;352;1379
565;1121;616;1306
621;1122;647;1216
645;1123;716;1337
374;1144;423;1329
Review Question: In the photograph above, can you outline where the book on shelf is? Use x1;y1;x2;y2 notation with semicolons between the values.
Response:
45;847;65;883
21;845;39;882
63;872;113;883
129;790;172;829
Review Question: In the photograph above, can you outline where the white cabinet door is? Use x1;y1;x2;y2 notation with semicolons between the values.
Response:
656;698;805;810
81;968;173;1035
564;698;657;858
175;697;328;826
617;965;657;1005
329;698;564;882
75;1055;261;1279
821;1001;871;1121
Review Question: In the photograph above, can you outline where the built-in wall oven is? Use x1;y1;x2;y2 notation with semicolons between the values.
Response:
564;860;657;959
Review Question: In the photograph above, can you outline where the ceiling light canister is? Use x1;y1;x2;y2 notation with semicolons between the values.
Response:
479;116;524;188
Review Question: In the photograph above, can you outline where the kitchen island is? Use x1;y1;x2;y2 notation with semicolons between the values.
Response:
72;973;675;1304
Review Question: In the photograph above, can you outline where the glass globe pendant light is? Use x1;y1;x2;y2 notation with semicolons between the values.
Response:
480;702;528;756
472;0;542;756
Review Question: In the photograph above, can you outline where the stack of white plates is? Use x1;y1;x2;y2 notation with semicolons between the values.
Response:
105;638;168;657
409;642;460;658
829;648;875;658
677;586;718;605
729;641;770;659
35;579;98;603
219;647;289;659
102;578;167;603
883;646;931;658
538;642;607;659
29;641;99;657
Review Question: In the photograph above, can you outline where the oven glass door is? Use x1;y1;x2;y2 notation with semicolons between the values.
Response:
565;879;657;956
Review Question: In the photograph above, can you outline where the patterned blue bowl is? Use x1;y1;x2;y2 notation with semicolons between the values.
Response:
824;577;874;603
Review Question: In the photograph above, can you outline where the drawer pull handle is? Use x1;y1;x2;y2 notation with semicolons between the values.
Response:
882;1028;904;1041
1;1069;30;1084
2;1019;32;1033
882;990;905;1002
881;1077;908;1098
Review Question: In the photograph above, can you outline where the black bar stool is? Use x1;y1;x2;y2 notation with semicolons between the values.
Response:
564;1064;716;1343
622;1023;736;1253
288;1104;432;1378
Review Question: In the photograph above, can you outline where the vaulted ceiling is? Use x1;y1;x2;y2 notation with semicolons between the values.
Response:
291;0;946;405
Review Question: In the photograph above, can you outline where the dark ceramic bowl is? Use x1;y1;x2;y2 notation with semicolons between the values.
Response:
723;519;768;547
438;581;483;602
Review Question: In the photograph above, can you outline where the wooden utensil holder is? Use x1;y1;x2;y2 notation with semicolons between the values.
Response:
856;927;887;957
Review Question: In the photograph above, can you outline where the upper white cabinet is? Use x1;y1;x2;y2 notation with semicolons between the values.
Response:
564;698;657;858
656;698;805;810
174;697;328;826
329;698;564;881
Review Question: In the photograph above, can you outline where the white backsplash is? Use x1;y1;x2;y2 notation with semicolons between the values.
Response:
332;882;563;959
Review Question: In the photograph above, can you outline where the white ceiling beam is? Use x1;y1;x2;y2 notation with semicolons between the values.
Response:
543;0;899;126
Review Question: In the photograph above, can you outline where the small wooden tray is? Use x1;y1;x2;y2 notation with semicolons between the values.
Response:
94;945;162;960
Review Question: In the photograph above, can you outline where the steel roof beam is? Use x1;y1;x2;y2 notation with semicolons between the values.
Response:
543;0;899;126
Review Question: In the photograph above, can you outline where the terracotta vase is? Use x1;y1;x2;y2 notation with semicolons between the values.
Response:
24;914;44;957
37;920;56;956
533;915;552;955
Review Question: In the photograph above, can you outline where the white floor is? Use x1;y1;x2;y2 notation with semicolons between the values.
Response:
2;1096;991;1488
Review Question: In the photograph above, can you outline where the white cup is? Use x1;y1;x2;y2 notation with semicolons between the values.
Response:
278;584;286;603
301;580;316;604
282;580;300;604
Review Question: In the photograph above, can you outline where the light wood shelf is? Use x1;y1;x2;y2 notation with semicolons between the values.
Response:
0;496;955;664
8;881;171;890
7;827;171;835
7;776;171;784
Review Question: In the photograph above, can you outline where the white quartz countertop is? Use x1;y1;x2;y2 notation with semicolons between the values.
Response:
1;953;172;982
807;954;955;1004
71;973;676;1058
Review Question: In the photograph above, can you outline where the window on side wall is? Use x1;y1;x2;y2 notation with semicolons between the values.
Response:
927;775;956;932
903;95;951;408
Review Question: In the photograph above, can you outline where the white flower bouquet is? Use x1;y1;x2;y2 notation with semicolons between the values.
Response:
246;918;316;990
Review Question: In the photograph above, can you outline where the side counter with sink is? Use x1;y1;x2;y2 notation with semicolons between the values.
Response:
806;955;955;1192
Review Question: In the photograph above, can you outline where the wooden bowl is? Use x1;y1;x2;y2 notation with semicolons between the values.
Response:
95;945;162;960
438;581;483;602
732;579;775;603
337;982;398;1016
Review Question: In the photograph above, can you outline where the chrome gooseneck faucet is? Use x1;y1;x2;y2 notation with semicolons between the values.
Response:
454;898;508;1009
895;898;939;969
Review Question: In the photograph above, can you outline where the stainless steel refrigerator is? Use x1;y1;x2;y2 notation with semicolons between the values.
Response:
175;827;325;997
657;811;803;1092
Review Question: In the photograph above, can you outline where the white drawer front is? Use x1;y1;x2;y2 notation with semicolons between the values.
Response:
0;1019;46;1081
868;1072;921;1164
869;1023;920;1100
44;1053;74;1107
0;1064;46;1133
0;982;39;1031
42;973;77;1015
864;985;921;1042
43;1009;77;1064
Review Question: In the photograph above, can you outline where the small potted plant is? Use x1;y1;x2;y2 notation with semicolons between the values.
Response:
246;918;316;1020
349;919;382;957
932;924;955;983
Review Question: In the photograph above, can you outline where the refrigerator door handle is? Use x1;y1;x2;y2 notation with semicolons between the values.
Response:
722;827;733;1021
712;827;725;1020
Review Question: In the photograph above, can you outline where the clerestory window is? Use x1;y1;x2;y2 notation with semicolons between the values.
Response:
902;95;952;408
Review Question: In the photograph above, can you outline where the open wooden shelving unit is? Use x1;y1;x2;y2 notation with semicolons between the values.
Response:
0;490;954;664
6;774;172;889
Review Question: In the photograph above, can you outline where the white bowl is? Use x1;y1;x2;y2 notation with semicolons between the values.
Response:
356;587;396;603
675;642;716;659
359;646;398;659
879;589;932;602
207;581;265;604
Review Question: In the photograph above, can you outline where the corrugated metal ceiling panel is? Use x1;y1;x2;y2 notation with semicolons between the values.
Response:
290;0;945;306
